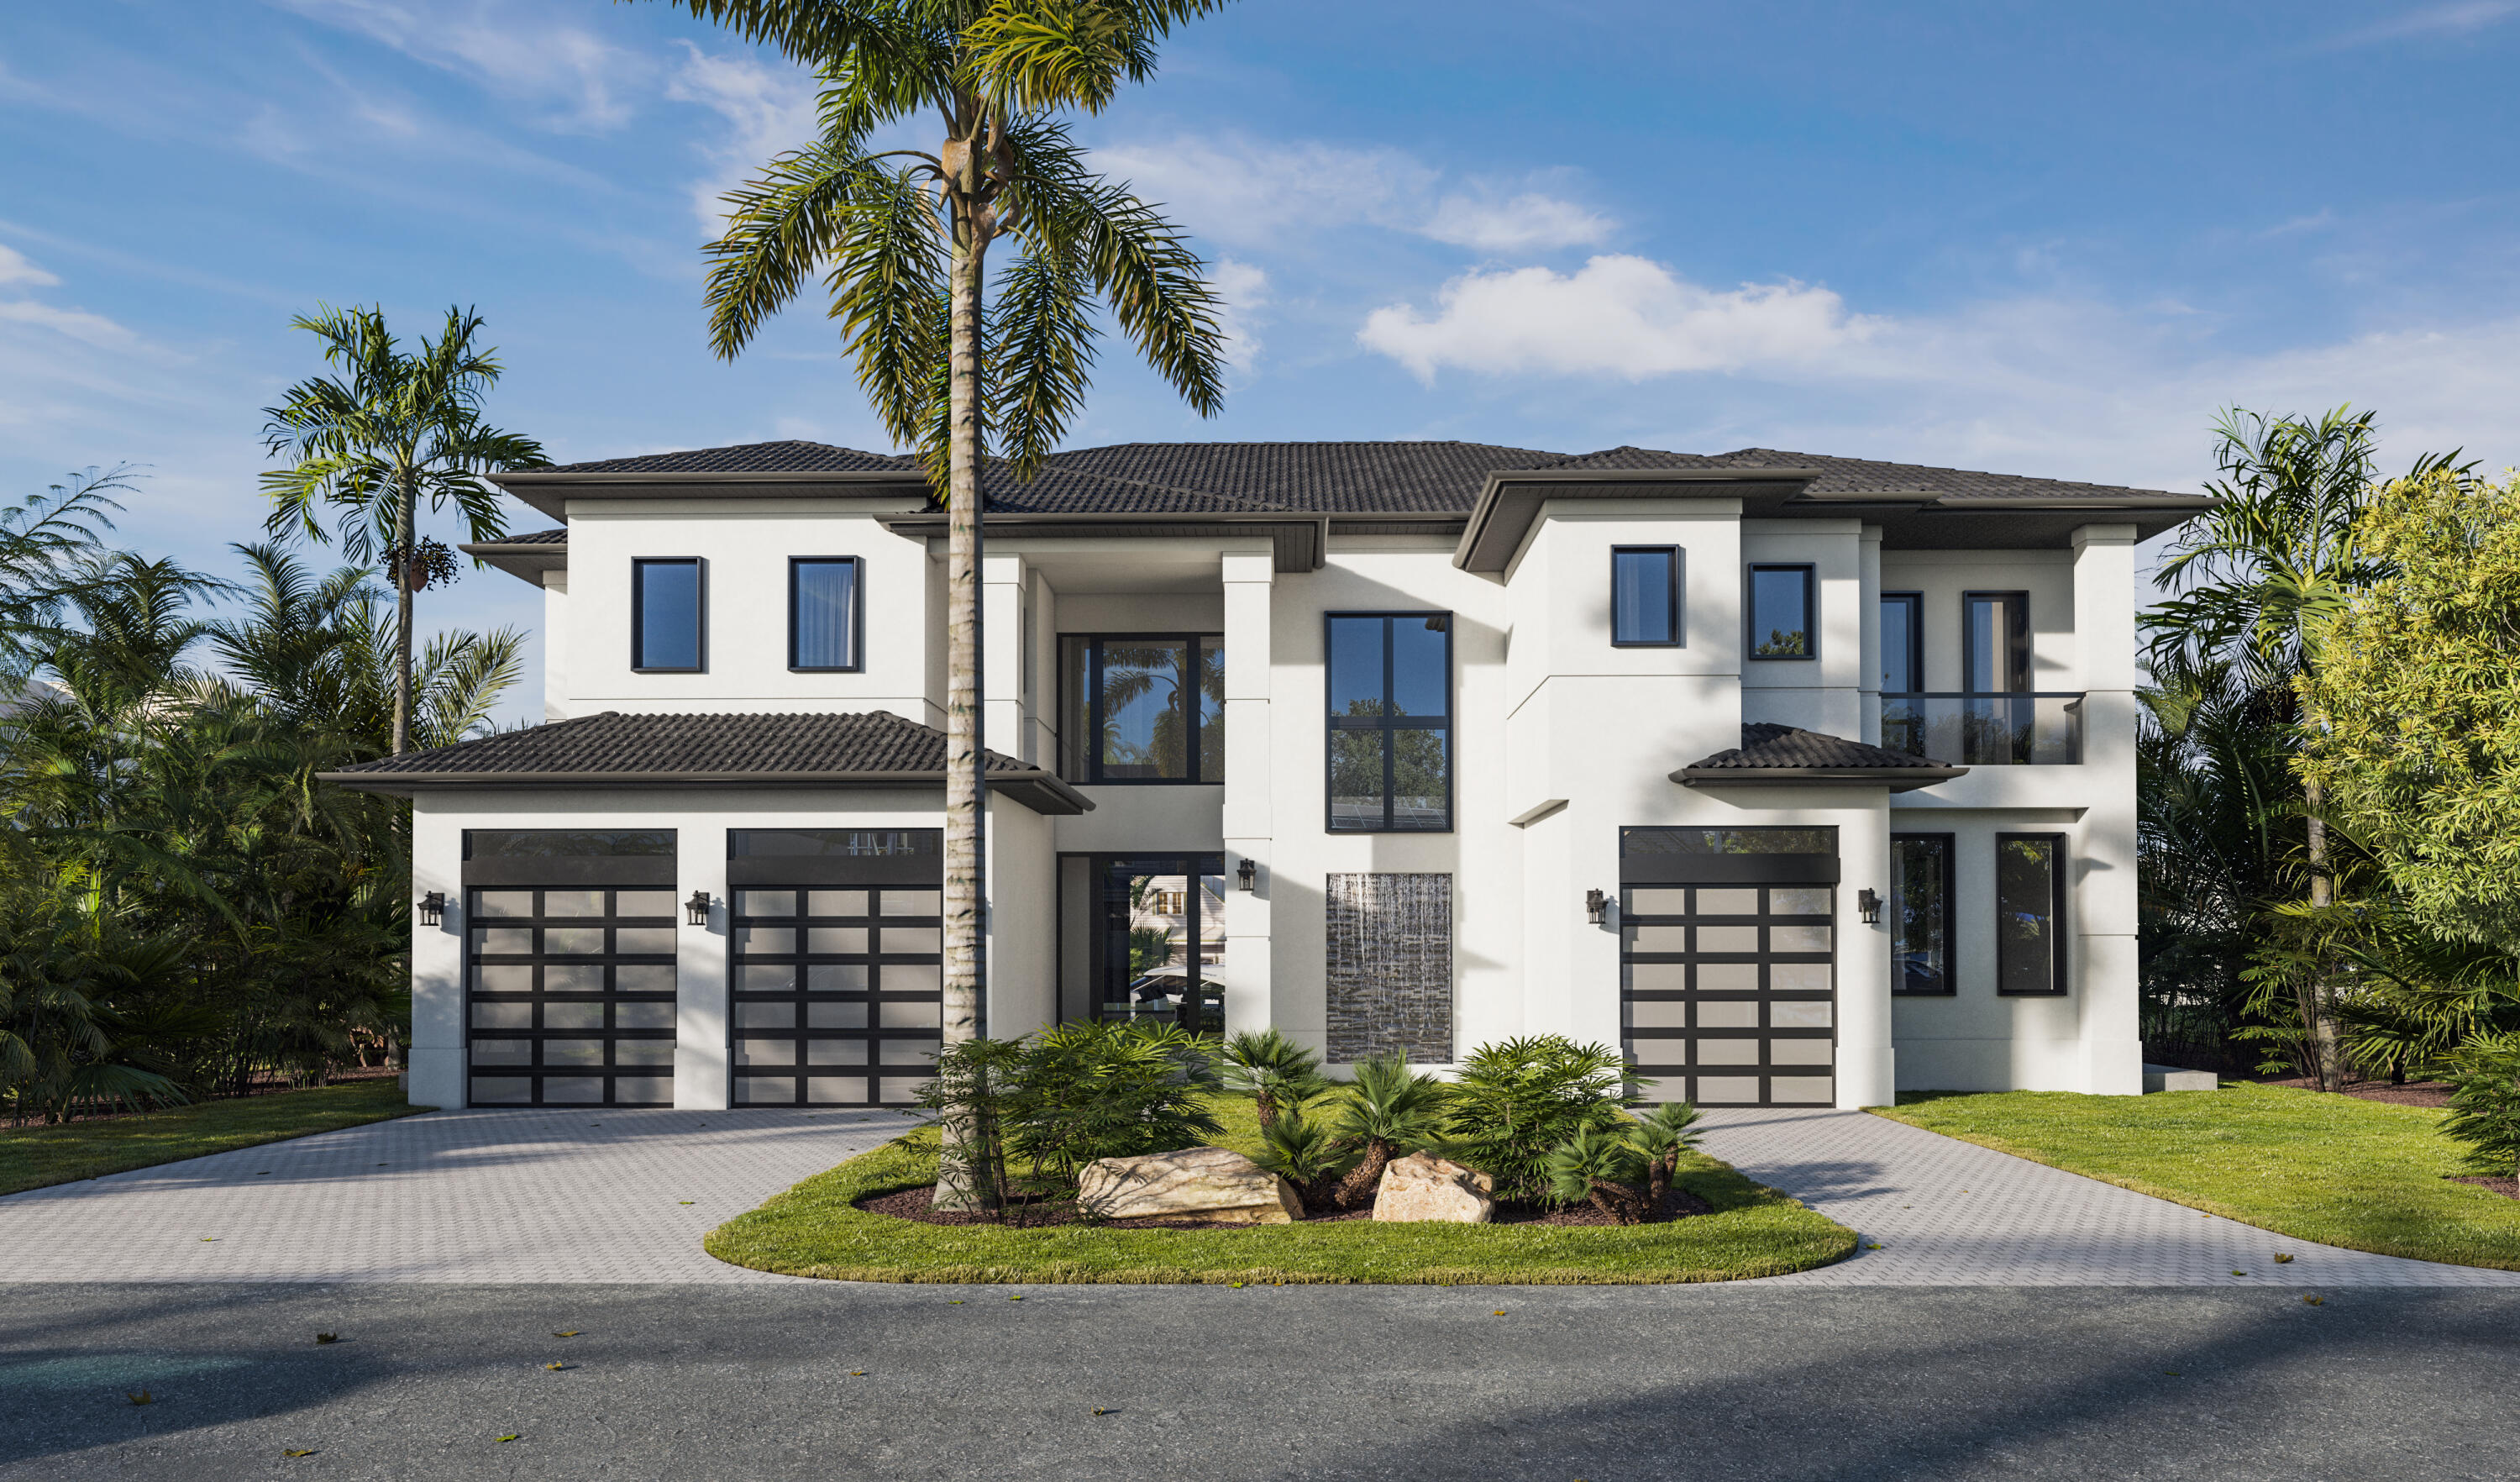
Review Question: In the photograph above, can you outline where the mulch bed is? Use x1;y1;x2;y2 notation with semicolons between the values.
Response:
2255;1076;2456;1109
858;1181;1712;1229
2451;1176;2520;1201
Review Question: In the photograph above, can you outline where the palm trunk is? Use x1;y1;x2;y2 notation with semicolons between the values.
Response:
391;476;417;756
1334;1138;1393;1209
2305;778;2341;1091
932;143;995;1214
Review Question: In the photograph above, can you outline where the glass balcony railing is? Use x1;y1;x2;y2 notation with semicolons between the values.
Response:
1879;693;2083;765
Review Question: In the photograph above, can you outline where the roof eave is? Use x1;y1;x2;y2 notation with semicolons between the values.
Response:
486;469;931;522
459;540;565;586
1454;468;1824;573
315;768;1095;815
1671;765;1970;795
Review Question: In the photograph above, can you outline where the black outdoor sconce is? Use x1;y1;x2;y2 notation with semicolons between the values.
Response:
685;891;712;927
1585;887;1608;926
417;891;445;928
1236;857;1257;891
1856;888;1883;926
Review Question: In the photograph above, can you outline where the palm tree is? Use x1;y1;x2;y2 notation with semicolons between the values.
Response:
659;1;1231;1202
260;304;547;755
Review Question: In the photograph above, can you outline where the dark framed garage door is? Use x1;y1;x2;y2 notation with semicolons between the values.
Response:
728;828;944;1107
1620;827;1837;1107
463;829;679;1108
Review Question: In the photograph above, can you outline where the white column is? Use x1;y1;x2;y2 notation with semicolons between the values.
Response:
981;551;1027;758
1835;796;1896;1108
407;798;465;1109
1857;527;1882;747
675;821;732;1110
2072;524;2142;1094
1221;551;1274;1034
540;569;571;722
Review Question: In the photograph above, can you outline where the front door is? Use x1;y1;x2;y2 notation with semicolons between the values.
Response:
1619;827;1838;1107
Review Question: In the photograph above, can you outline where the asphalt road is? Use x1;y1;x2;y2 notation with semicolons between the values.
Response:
3;1283;2513;1480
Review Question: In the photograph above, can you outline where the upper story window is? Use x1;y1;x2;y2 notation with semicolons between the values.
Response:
1965;591;2030;691
632;559;703;672
788;557;864;672
1059;635;1223;784
1611;547;1683;647
1747;565;1814;660
1881;592;1922;692
1326;612;1452;833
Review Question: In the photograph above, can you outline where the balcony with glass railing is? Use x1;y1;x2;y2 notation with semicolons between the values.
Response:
1879;693;2083;765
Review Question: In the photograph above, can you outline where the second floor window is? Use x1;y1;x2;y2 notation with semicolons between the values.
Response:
1881;592;1922;692
1966;591;2030;691
1611;546;1683;646
1327;612;1452;832
1747;565;1814;659
1060;635;1223;784
789;558;864;671
632;558;703;672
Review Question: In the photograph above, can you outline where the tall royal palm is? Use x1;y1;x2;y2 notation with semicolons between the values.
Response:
659;1;1231;1121
260;305;548;756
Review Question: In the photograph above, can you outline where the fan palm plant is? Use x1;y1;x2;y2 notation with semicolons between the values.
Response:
1329;1051;1446;1209
1219;1027;1328;1127
656;1;1231;1156
260;304;547;756
1628;1100;1703;1210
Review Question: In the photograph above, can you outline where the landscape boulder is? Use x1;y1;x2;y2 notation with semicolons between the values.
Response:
1078;1146;1303;1224
1372;1153;1495;1223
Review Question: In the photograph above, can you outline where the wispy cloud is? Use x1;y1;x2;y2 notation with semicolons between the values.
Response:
0;244;61;288
1210;257;1269;371
272;0;655;130
1093;134;1613;255
662;42;822;233
2327;1;2520;47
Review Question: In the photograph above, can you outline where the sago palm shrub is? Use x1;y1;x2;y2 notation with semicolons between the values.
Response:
1329;1050;1446;1209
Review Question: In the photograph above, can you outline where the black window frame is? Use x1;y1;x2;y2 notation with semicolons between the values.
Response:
1058;633;1225;786
1324;611;1454;834
630;557;706;674
1610;545;1685;648
1994;832;2069;996
786;555;866;673
1746;563;1818;661
1880;591;1924;693
1888;833;1956;996
1963;590;2031;693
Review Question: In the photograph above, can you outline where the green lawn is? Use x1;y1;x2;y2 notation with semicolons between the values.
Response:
1873;1084;2520;1270
0;1080;430;1196
706;1096;1856;1285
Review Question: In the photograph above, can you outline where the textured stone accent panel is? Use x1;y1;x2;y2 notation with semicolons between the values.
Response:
1326;872;1453;1062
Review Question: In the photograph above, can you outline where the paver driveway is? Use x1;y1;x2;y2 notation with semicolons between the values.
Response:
0;1107;899;1282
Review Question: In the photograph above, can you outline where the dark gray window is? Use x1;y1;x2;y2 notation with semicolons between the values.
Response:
1612;546;1683;646
1059;634;1224;784
1889;833;1954;996
1881;592;1923;692
632;558;703;672
1965;591;2029;691
1748;565;1814;659
1996;833;2067;996
1326;612;1452;832
788;558;863;671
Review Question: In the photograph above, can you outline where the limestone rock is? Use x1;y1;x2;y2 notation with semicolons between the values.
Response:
1372;1153;1495;1223
1077;1146;1302;1224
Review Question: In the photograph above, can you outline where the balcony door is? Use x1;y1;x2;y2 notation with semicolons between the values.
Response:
1963;591;2029;693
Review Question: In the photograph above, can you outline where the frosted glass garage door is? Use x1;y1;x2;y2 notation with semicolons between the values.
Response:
465;887;680;1107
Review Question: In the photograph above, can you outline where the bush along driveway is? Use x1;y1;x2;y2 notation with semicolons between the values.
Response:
704;1096;1856;1286
1872;1085;2520;1270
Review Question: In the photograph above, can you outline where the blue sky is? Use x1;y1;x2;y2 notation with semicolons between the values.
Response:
8;0;2520;723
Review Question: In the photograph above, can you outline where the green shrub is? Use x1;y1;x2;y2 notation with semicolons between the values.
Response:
1252;1103;1358;1212
1630;1101;1705;1207
1441;1036;1635;1206
1330;1051;1447;1208
1545;1122;1650;1223
1219;1027;1330;1127
2438;1032;2520;1175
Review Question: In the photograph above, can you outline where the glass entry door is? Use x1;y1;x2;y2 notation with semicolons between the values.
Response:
1070;854;1226;1031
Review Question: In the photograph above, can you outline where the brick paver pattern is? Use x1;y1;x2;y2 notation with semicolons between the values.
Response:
1697;1106;2520;1286
0;1108;899;1283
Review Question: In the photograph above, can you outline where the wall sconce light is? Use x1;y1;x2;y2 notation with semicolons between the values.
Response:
1856;888;1883;926
685;891;712;927
1236;857;1257;891
417;891;445;928
1585;888;1608;926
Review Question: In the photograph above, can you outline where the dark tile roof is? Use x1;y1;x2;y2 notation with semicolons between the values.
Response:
1686;723;1948;772
479;528;567;545
1036;441;1567;515
548;441;916;476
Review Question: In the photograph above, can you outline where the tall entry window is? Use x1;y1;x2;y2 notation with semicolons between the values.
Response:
1965;591;2030;691
788;557;864;671
632;558;703;672
1889;833;1954;996
1611;547;1683;646
1747;565;1815;659
1060;635;1224;783
1881;592;1923;692
1326;612;1452;832
1996;833;2067;996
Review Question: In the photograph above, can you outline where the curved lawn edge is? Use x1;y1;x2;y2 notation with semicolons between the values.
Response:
1868;1088;2520;1272
704;1127;1857;1286
0;1080;432;1197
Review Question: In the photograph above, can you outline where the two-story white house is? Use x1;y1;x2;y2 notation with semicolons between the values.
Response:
327;440;2208;1116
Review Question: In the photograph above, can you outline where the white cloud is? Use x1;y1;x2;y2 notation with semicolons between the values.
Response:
664;43;822;232
0;298;139;349
1210;257;1268;370
1359;255;1875;382
1094;134;1610;254
0;244;60;288
274;0;652;130
2328;1;2520;45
